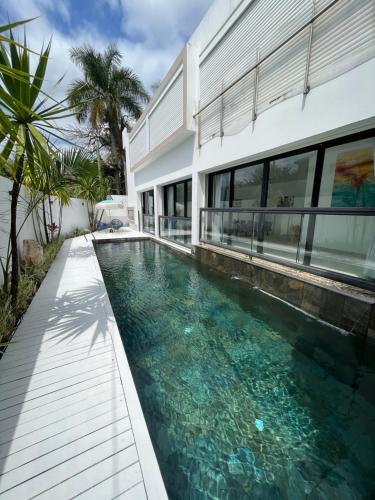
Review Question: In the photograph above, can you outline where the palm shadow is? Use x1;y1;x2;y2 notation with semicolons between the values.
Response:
0;237;115;482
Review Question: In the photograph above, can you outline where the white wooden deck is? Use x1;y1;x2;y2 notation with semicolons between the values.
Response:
0;233;167;499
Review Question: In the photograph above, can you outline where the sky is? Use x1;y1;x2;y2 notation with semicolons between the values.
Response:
0;0;213;132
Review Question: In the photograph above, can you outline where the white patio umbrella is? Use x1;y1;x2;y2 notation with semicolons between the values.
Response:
95;199;124;229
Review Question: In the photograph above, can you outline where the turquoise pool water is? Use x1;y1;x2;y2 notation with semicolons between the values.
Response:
96;241;375;500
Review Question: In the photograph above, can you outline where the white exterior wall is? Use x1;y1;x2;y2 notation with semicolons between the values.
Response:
125;0;375;246
0;175;90;286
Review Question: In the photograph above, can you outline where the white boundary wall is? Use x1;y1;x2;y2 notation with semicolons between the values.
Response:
0;175;90;286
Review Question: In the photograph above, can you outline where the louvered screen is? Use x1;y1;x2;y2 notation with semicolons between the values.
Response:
130;123;148;167
257;28;309;114
200;0;312;108
149;71;183;151
200;99;221;145
223;71;255;136
198;0;375;144
309;0;375;88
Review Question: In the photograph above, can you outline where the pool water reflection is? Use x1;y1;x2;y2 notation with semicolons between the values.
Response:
96;241;375;500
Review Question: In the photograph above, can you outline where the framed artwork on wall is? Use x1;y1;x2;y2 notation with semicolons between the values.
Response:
331;147;375;207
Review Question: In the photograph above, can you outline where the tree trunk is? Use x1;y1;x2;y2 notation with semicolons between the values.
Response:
108;120;126;195
10;156;24;305
57;204;63;238
42;200;49;244
48;195;53;240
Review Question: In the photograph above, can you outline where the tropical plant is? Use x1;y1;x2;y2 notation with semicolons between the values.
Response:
0;30;72;304
58;147;110;230
67;44;149;194
24;146;71;244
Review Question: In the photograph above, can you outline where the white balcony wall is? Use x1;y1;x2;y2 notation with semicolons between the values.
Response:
149;71;184;151
198;0;375;145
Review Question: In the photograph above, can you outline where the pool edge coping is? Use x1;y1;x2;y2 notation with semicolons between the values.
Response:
88;236;169;500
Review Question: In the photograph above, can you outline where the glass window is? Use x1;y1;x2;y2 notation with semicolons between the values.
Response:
187;180;192;217
166;185;174;216
142;190;154;215
164;180;192;217
233;164;263;208
319;137;375;207
267;151;317;208
148;191;154;215
212;171;230;208
175;183;185;216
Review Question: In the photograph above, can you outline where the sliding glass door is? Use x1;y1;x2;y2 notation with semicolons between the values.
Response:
161;179;192;246
142;189;155;234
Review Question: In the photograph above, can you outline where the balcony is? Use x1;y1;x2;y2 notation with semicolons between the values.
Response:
200;207;375;290
128;46;197;171
159;216;192;247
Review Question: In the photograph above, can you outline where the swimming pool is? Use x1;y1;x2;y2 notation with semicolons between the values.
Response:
96;240;375;500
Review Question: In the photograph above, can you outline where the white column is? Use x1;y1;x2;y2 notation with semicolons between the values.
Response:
137;192;143;232
154;185;163;238
191;171;206;246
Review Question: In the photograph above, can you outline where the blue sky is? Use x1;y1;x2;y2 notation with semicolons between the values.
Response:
0;0;213;129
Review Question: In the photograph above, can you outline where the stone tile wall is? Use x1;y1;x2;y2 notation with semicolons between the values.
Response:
193;245;375;338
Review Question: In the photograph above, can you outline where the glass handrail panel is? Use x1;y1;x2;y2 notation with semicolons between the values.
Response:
201;211;223;244
310;214;375;279
160;217;191;246
260;212;305;262
143;214;155;234
221;211;254;252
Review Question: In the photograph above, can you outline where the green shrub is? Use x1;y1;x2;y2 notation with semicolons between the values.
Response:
0;230;88;354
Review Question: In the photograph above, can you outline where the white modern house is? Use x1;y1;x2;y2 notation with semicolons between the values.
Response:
124;0;375;291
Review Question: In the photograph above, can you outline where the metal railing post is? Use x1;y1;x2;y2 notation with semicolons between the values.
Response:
221;211;224;243
219;81;224;141
197;100;201;149
296;213;304;263
250;212;255;256
252;50;260;122
303;0;315;95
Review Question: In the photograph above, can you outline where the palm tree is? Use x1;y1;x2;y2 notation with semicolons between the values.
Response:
67;44;149;194
0;31;70;303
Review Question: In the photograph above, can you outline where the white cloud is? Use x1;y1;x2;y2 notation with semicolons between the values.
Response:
0;0;213;135
120;0;213;49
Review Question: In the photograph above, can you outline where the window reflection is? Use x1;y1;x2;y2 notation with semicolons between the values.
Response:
233;164;263;208
267;151;317;208
163;180;192;217
176;183;185;217
212;171;230;208
142;190;154;215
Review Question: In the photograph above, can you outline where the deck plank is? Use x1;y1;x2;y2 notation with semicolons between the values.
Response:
0;235;167;499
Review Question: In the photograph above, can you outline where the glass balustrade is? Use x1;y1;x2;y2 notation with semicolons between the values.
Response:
159;216;192;247
142;214;155;235
201;208;375;288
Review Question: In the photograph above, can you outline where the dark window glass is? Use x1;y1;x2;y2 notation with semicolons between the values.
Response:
212;171;230;208
187;180;192;217
164;180;192;217
166;185;174;216
176;183;185;216
233;164;263;208
143;190;154;215
267;151;317;208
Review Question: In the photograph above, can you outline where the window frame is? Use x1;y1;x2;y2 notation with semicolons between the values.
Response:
208;128;375;211
163;179;192;218
142;189;154;215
